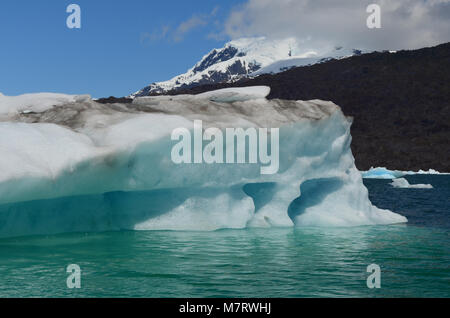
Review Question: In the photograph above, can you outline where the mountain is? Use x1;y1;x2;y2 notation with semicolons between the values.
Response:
131;37;364;97
161;42;450;172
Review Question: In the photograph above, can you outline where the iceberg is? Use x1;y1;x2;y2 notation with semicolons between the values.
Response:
0;87;406;238
362;167;449;179
390;178;433;189
362;167;407;179
414;169;449;175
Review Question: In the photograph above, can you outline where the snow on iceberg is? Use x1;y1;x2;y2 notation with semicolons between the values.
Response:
0;92;90;116
195;86;270;103
0;87;406;238
390;178;433;189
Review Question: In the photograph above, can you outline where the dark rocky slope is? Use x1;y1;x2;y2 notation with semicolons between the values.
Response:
165;43;450;172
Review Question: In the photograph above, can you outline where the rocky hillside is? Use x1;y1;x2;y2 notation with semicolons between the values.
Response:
132;37;362;97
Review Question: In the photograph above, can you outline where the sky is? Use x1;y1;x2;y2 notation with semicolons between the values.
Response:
0;0;449;98
0;0;241;97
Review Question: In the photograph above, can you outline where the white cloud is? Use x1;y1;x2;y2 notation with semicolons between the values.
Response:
173;15;209;42
143;7;220;44
223;0;450;51
140;26;170;45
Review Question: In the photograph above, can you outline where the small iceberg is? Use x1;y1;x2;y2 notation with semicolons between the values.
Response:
390;178;433;189
195;86;271;102
362;167;406;179
415;169;449;175
362;167;449;179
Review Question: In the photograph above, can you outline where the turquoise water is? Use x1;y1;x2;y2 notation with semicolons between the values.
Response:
0;175;449;298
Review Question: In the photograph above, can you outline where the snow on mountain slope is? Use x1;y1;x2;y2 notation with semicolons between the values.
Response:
251;48;365;76
132;37;364;97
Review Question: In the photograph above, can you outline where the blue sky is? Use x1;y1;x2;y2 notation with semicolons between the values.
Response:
0;0;242;97
1;0;448;98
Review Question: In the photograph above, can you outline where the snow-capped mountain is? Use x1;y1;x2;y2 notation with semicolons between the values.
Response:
132;37;364;97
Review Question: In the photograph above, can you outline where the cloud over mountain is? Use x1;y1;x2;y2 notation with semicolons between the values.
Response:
223;0;450;51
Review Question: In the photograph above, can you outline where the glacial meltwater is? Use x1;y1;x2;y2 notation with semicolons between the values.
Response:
0;174;448;298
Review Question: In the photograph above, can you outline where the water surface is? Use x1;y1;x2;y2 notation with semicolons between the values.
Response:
0;175;448;297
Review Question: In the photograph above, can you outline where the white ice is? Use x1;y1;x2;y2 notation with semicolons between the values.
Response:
0;92;90;116
362;167;406;179
362;167;448;179
195;86;271;102
390;178;433;189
